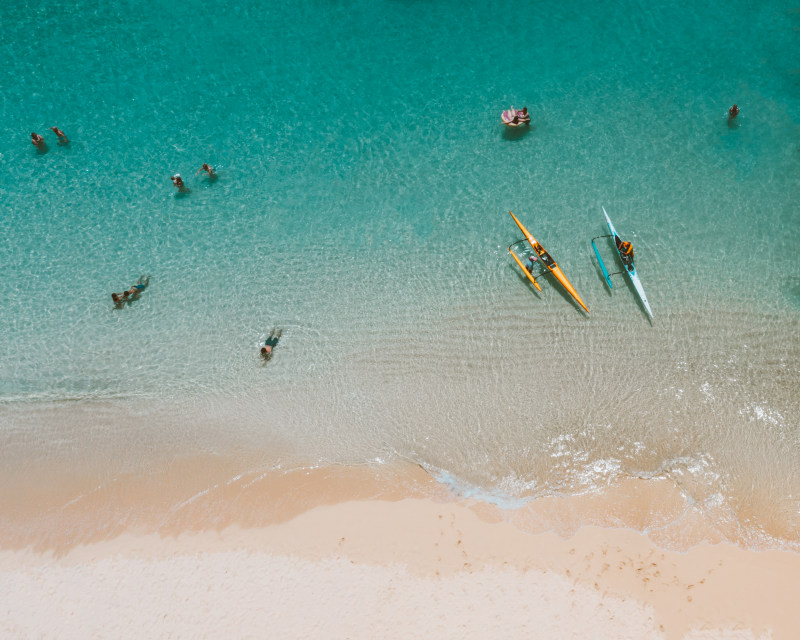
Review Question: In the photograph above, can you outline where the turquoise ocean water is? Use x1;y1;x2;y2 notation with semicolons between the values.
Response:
2;0;799;547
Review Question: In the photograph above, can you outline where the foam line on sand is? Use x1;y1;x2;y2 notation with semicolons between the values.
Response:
3;495;800;639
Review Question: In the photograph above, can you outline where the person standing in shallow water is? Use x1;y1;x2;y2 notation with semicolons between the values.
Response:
171;174;189;192
31;132;47;151
260;328;283;362
728;104;740;125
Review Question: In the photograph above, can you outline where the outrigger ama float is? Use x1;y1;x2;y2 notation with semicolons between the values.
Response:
591;206;653;321
507;211;589;314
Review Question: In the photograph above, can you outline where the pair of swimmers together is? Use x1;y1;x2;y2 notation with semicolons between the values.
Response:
31;127;69;150
111;279;284;363
171;164;216;192
111;275;150;308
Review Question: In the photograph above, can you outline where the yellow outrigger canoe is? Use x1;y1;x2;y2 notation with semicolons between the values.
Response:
507;211;589;314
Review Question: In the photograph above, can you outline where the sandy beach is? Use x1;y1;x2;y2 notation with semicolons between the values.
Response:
4;0;800;637
2;463;799;639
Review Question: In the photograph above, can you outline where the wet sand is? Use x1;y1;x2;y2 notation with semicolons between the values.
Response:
2;462;799;639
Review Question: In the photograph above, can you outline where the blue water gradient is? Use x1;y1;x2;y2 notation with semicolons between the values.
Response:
2;0;799;546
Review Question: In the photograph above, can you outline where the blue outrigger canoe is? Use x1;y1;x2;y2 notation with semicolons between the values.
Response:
591;207;654;320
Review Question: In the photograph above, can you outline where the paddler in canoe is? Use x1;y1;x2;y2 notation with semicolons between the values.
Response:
616;237;634;266
507;210;590;314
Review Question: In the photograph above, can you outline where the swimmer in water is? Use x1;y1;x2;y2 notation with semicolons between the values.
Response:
31;132;47;150
112;275;150;307
126;275;150;301
196;163;217;179
260;328;283;362
50;126;69;144
171;174;190;192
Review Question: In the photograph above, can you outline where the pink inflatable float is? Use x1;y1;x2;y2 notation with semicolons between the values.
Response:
501;106;531;127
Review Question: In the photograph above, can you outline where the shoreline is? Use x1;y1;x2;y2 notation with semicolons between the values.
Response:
3;462;800;638
3;456;798;555
3;498;799;639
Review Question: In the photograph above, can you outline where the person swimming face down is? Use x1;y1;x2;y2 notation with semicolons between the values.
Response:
50;127;69;143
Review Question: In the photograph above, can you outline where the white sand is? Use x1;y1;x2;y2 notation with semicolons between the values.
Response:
3;497;797;639
3;553;661;639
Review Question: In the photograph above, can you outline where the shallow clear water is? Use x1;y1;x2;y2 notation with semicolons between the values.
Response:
2;0;800;547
